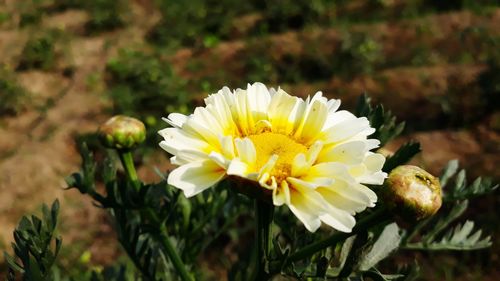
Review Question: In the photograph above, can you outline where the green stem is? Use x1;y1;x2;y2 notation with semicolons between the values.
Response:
117;151;192;280
251;200;274;281
118;150;140;191
158;223;194;281
285;208;390;264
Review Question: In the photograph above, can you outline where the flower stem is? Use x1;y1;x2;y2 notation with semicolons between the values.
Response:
118;150;139;190
158;223;194;281
286;208;390;264
117;150;192;280
252;199;274;281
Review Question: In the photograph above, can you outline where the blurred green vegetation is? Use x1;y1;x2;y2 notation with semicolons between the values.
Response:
17;31;58;71
105;49;188;118
0;65;31;116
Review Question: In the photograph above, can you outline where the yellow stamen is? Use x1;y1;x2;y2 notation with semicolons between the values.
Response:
248;132;307;183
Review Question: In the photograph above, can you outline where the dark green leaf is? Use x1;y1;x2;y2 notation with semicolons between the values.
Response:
383;142;421;172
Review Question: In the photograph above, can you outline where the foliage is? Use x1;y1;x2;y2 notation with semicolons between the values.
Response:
148;0;252;47
17;31;58;71
401;160;496;251
334;31;384;78
356;94;406;146
105;49;188;118
4;200;62;281
383;142;421;172
64;144;249;280
148;0;336;47
0;65;31;116
83;0;128;33
439;160;498;202
4;99;497;280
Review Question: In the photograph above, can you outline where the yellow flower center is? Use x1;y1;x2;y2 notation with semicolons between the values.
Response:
248;132;308;183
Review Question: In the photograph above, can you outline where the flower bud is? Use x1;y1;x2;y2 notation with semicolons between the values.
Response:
382;165;442;221
98;115;146;150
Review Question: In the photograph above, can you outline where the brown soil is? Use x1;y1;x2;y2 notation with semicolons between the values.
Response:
0;0;161;268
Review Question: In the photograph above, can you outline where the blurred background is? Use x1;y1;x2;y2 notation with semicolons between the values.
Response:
0;0;499;280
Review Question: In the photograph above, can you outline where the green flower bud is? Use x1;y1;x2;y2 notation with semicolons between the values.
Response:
382;165;442;221
98;115;146;150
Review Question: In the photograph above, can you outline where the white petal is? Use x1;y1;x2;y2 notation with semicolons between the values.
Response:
291;153;308;177
294;100;328;144
208;152;230;169
273;180;291;206
219;135;235;159
306;141;323;165
268;89;302;134
327;99;341;113
163;113;188;127
319;210;355;233
323;110;356;130
288;194;322;232
365;153;386;172
167;160;225;197
158;128;209;154
227;158;251;177
183;117;220;145
170;148;209;163
318;180;377;210
322;117;374;144
308;162;354;182
235;138;257;164
287;177;322;190
246;82;271;121
317;141;367;164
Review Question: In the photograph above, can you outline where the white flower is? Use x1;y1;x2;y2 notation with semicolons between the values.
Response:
159;83;387;233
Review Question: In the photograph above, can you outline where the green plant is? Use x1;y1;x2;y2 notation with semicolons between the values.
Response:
17;32;57;71
84;0;128;33
0;65;31;116
17;0;44;27
148;0;252;47
334;31;384;78
66;96;495;280
4;200;62;281
105;49;188;118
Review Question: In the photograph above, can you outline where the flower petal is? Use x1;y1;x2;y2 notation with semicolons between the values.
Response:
167;160;225;197
319;209;355;233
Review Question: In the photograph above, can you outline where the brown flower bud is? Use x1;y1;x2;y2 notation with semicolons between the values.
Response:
382;165;442;221
98;115;146;150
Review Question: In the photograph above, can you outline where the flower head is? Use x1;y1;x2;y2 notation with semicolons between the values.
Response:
159;83;386;232
382;165;442;221
99;115;146;150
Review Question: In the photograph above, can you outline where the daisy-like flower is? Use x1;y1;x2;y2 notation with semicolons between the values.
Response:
159;83;387;233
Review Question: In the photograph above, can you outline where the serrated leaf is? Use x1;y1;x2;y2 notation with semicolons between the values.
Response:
355;93;405;146
445;176;498;202
4;253;24;273
383;142;421;172
439;160;459;187
419;221;491;250
358;223;402;271
363;268;404;281
424;200;468;243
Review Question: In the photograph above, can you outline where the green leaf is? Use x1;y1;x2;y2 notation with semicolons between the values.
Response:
4;253;24;273
363;269;404;281
5;200;62;280
405;221;491;250
358;223;402;271
383;142;421;172
439;160;459;187
439;160;498;201
355;93;406;146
